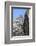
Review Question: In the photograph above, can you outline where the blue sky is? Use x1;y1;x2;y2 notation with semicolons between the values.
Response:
12;8;27;21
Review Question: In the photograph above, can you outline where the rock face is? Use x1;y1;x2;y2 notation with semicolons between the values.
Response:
13;15;24;32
